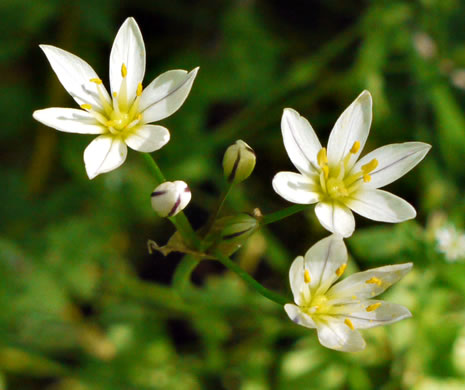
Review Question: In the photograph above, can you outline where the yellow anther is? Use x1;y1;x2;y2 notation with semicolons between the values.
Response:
317;148;328;167
363;174;371;183
136;113;142;121
137;82;143;96
350;141;360;154
366;303;382;312
322;165;329;179
335;263;347;277
365;277;382;286
113;91;118;98
361;158;379;174
304;269;311;284
106;120;116;127
344;318;355;330
351;295;357;300
90;78;102;84
121;63;128;78
80;104;92;110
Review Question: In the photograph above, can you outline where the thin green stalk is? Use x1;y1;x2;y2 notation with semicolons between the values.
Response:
213;249;289;306
203;181;234;238
261;204;309;226
172;255;199;292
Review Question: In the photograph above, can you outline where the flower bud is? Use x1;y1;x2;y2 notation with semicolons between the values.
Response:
222;140;256;183
151;181;191;217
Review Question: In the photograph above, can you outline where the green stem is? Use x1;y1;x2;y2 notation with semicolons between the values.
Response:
213;249;289;306
261;204;309;226
203;181;234;237
142;153;201;250
172;255;199;293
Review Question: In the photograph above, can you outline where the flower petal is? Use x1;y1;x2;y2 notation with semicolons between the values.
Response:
327;263;412;302
109;17;145;104
272;172;321;204
84;135;127;179
347;189;416;223
281;108;322;176
124;125;170;153
304;234;347;295
284;303;316;329
327;90;372;169
40;45;110;112
331;300;412;329
315;317;366;352
314;201;355;238
139;68;199;123
289;256;308;305
33;108;105;134
350;142;431;189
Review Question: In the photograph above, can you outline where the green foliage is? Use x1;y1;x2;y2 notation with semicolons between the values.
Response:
1;0;465;388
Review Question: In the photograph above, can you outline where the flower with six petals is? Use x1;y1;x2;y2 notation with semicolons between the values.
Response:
33;17;198;179
284;234;412;352
272;90;431;237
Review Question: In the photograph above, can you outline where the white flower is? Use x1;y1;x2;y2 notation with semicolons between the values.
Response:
33;17;198;179
272;90;431;237
436;225;465;262
284;234;412;352
151;181;191;217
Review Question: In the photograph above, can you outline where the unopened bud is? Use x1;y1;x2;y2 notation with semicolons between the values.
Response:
222;140;256;183
151;181;191;217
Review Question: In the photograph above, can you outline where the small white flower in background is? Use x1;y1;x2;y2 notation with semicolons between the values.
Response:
273;90;431;237
436;225;465;262
284;234;412;352
151;181;191;217
33;17;198;179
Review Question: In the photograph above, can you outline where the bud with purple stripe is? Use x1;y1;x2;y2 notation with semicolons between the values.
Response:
151;181;191;217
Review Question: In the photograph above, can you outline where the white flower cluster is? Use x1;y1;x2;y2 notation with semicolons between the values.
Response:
33;18;431;353
436;225;465;262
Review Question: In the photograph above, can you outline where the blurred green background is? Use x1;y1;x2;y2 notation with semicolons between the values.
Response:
2;0;465;389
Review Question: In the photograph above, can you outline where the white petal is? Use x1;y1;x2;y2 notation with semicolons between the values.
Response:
281;108;322;176
272;172;321;204
40;45;110;112
350;142;431;189
315;317;366;352
327;90;372;169
289;256;308;305
327;263;412;302
284;304;317;329
33;108;105;134
331;300;412;329
139;68;199;123
109;17;145;104
347;189;416;223
314;201;355;238
83;135;127;179
304;234;347;295
124;125;170;152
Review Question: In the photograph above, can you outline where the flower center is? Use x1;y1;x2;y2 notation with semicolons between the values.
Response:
80;63;144;137
316;142;378;201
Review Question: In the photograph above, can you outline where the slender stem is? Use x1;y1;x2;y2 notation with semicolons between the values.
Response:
172;255;199;292
261;204;309;226
213;249;289;306
203;181;234;236
142;153;201;250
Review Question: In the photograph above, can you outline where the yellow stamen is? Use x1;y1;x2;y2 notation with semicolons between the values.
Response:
344;318;355;330
136;113;142;121
106;120;116;127
322;165;329;179
335;263;347;277
80;104;92;110
361;158;379;174
350;141;360;154
363;174;371;183
351;295;357;300
121;63;127;78
304;269;311;284
90;78;102;84
366;303;381;312
317;148;328;167
365;277;382;286
113;91;118;98
137;83;143;96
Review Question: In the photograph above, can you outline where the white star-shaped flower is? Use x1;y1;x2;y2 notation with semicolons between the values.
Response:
285;234;412;352
33;17;198;179
272;90;431;237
